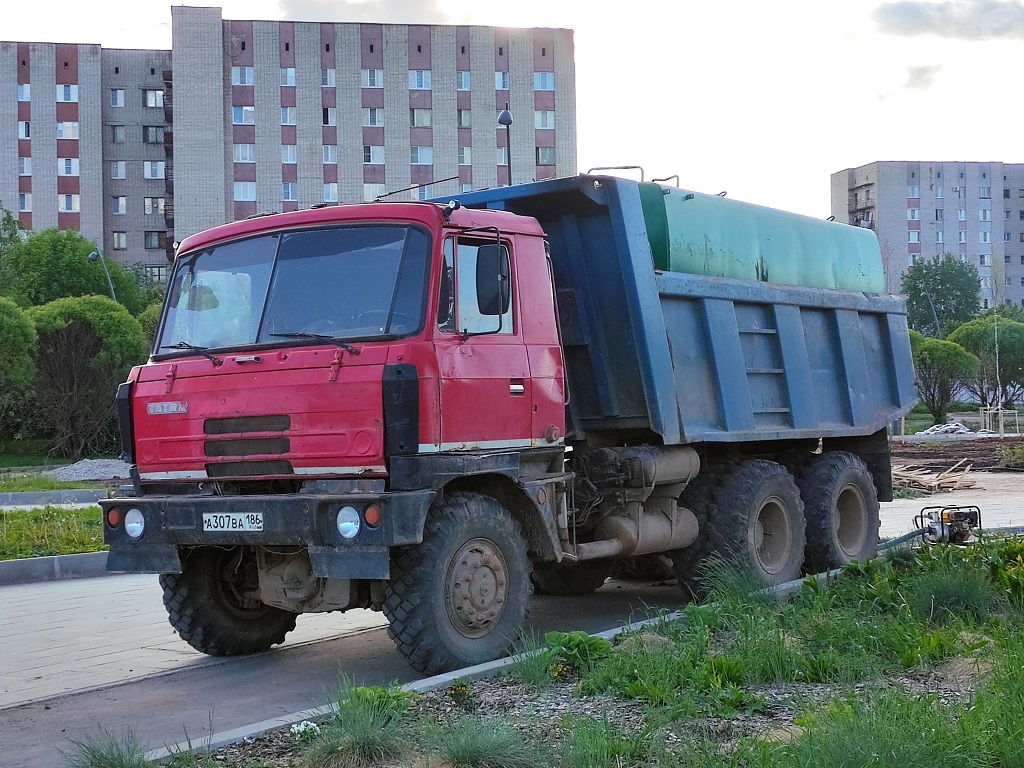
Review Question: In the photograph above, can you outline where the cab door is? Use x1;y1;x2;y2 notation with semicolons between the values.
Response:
435;236;534;451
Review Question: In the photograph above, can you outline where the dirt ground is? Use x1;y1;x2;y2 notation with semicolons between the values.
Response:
890;435;1024;470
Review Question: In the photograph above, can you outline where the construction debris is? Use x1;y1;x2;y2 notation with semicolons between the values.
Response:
892;459;976;493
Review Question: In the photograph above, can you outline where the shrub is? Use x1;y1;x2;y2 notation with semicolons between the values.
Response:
0;297;36;438
136;302;162;349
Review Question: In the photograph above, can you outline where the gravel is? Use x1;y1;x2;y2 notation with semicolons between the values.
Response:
43;458;131;482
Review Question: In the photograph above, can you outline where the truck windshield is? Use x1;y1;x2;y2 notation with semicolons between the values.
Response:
156;225;430;353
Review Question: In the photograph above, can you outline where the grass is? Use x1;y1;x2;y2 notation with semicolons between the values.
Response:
0;505;105;559
425;716;548;767
61;727;149;768
0;474;103;493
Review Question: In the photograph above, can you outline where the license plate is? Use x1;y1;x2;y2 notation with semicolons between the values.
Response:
202;512;263;532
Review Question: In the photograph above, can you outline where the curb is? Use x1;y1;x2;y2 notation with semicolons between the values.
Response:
0;489;107;506
0;551;109;586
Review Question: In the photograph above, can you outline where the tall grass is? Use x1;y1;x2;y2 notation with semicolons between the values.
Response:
0;505;105;559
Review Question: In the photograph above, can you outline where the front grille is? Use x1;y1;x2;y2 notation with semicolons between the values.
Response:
206;460;294;477
204;437;290;458
204;415;291;435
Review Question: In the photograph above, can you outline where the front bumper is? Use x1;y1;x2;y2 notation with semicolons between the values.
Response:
99;489;435;578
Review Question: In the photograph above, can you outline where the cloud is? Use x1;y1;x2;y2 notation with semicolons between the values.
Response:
276;0;457;25
873;0;1024;40
904;64;942;89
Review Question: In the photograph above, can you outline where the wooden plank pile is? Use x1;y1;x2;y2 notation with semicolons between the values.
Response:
892;459;975;493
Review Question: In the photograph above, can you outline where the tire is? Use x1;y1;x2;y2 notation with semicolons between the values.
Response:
704;460;806;588
159;546;297;656
532;560;613;596
669;459;734;598
796;451;879;572
383;492;532;675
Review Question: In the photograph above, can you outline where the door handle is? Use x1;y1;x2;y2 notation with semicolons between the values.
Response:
509;379;525;396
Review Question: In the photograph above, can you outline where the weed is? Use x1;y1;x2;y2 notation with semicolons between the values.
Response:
907;563;999;625
893;487;926;500
448;678;473;707
425;716;547;768
560;715;658;768
995;443;1024;469
290;720;321;744
61;727;149;768
545;630;612;672
504;629;560;688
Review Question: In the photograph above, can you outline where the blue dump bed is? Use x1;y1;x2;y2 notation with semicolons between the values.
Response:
451;175;918;445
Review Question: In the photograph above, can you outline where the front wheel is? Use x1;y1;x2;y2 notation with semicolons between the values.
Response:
383;492;532;674
705;460;806;588
159;546;297;656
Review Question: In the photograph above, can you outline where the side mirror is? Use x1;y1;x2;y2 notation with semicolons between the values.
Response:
475;244;510;316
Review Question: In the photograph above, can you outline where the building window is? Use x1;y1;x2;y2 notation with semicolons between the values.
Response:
363;145;384;164
363;183;386;201
232;106;256;125
980;186;991;199
144;197;165;215
58;194;80;213
280;67;296;86
979;208;992;221
456;71;471;90
18;121;30;140
17;83;30;101
410;108;432;127
145;265;168;284
935;209;943;221
936;231;943;243
323;145;337;164
495;71;509;90
958;209;966;221
534;71;555;91
498;146;509;166
935;186;943;198
144;231;166;249
322;107;337;126
1006;253;1012;265
232;143;255;163
56;122;79;139
906;208;919;220
461;183;474;193
281;144;297;164
56;84;79;103
980;231;992;243
534;110;556;129
233;182;256;201
363;108;384;126
143;161;165;179
458;146;472;165
362;68;383;88
409;70;431;89
410;146;433;165
110;89;124;107
112;231;127;250
323;182;338;203
111;125;126;143
232;66;254;85
143;89;164;108
111;196;127;215
983;299;990;309
907;185;919;198
980;254;988;265
58;158;80;177
536;146;556;165
1006;232;1013;243
416;185;434;201
457;109;471;128
18;193;31;213
1006;210;1012;221
322;68;335;87
957;186;966;199
111;161;126;179
143;125;165;144
18;157;31;176
281;107;297;125
908;231;920;243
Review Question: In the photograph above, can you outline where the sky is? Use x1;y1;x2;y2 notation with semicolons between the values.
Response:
6;0;1024;218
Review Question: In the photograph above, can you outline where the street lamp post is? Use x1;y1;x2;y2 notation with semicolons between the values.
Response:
497;103;513;186
88;250;118;303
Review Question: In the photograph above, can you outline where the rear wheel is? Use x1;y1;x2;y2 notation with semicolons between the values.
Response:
669;459;734;598
383;492;532;674
704;460;806;588
797;452;879;572
159;546;297;656
532;560;613;596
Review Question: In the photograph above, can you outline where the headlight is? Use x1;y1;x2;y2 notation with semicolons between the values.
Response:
124;508;145;539
336;506;361;539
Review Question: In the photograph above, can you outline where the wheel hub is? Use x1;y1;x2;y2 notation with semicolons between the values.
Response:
446;538;508;638
754;496;791;575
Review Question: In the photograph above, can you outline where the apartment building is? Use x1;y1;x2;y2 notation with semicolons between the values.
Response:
0;8;577;279
831;161;1024;308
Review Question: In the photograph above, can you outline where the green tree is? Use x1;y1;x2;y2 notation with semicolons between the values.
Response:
901;254;981;337
947;315;1024;408
1;228;144;314
912;334;977;421
0;297;37;439
26;296;147;458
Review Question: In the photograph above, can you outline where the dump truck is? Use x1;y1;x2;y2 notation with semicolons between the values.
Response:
100;174;917;674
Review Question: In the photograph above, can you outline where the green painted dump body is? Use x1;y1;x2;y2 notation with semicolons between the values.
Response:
639;183;885;292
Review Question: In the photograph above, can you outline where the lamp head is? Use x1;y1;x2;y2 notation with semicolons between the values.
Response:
88;251;100;263
497;109;513;127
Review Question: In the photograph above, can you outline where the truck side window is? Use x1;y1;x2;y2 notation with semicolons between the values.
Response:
437;237;456;333
455;240;513;335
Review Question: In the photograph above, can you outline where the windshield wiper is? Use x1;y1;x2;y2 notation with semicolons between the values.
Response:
270;333;361;354
160;341;223;367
